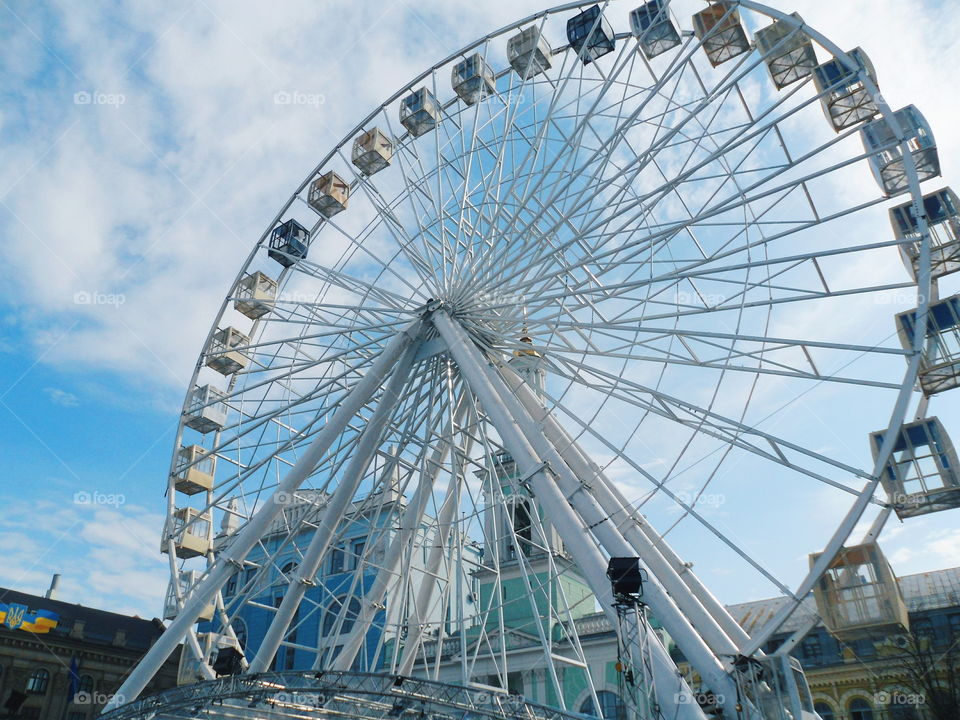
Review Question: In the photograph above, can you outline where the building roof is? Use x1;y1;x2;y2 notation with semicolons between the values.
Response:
726;566;960;637
0;585;165;653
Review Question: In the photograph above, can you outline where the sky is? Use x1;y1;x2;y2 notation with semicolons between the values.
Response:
1;0;959;620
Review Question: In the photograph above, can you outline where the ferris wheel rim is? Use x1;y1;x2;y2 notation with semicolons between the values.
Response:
153;1;941;714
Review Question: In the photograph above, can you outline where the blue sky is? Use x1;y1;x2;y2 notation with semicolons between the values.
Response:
1;0;959;619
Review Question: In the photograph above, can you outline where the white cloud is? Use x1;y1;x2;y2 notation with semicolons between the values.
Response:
43;387;79;407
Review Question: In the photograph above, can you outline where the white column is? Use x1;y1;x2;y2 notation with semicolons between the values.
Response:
499;362;749;653
331;396;468;671
103;320;421;713
247;336;422;673
431;310;710;720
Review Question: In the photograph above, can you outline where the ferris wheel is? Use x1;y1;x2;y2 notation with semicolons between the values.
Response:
104;1;960;719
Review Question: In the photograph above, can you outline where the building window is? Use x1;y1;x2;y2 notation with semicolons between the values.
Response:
78;675;94;694
329;546;345;574
849;698;874;720
800;635;821;665
322;596;361;637
913;618;935;641
232;618;248;652
279;560;298;582
949;613;960;639
224;574;237;596
351;540;366;569
26;668;49;694
889;698;920;720
579;691;624;720
813;702;835;720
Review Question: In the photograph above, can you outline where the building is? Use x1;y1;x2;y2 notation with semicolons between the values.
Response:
183;473;480;683
729;567;960;720
0;576;180;719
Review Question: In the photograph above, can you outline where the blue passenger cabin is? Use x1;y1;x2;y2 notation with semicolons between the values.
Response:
268;218;310;268
566;5;616;64
629;1;681;60
896;294;960;396
871;417;960;519
890;187;960;281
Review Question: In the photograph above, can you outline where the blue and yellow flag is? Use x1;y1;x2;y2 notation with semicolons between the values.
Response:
0;603;59;633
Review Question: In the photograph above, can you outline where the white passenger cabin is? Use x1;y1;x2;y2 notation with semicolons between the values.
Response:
452;54;495;106
400;87;440;137
205;327;250;376
507;26;552;78
810;542;909;641
352;128;393;176
692;4;750;67
172;444;216;495
308;171;350;218
861;105;939;195
234;271;277;320
754;13;817;89
812;48;878;131
162;507;213;560
183;384;227;435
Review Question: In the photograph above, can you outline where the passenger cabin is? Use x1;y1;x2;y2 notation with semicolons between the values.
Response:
812;48;878;132
352;127;393;175
753;13;817;89
308;171;350;218
268;218;310;268
629;1;681;60
234;271;277;320
566;5;616;64
162;508;213;560
452;54;495;105
890;187;960;281
861;105;939;195
897;294;960;396
172;444;215;495
205;327;250;376
164;570;214;623
183;384;227;435
811;542;909;641
507;27;553;78
692;4;750;67
400;87;440;138
871;417;960;519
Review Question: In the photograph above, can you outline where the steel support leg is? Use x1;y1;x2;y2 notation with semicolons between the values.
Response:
331;394;469;672
431;310;709;720
247;337;422;673
499;361;750;654
102;321;421;713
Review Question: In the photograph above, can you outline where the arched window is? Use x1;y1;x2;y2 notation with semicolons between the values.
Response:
78;675;94;694
813;701;835;720
849;698;874;720
321;596;362;637
280;561;299;580
579;691;624;720
232;618;248;652
26;668;50;694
